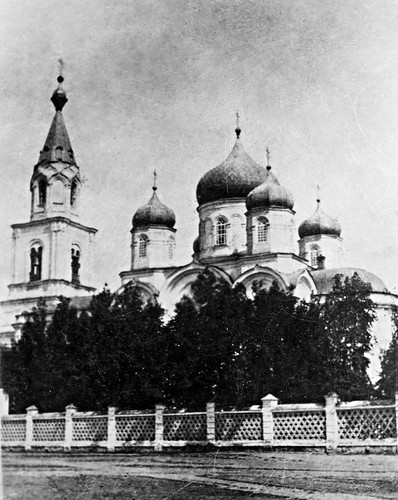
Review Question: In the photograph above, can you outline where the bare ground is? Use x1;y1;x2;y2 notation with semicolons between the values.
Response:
1;450;398;499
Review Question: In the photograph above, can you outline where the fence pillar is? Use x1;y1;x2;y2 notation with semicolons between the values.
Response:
154;404;165;452
206;402;216;444
25;406;38;451
0;389;9;416
64;404;77;451
107;407;117;452
395;392;398;452
261;394;278;446
324;392;339;452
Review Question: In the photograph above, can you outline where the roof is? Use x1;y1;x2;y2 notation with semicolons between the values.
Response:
298;200;341;239
133;189;176;229
310;267;388;294
196;136;267;205
246;166;294;210
37;111;75;164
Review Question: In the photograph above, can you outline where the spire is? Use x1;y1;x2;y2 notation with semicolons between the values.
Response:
235;110;241;138
316;184;321;204
38;75;75;164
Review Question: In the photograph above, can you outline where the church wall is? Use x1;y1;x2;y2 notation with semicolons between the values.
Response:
247;208;296;255
197;199;247;259
131;226;176;270
299;234;343;268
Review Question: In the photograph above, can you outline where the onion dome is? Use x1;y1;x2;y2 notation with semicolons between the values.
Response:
298;199;341;239
132;180;176;229
246;151;294;210
196;126;267;205
51;75;68;111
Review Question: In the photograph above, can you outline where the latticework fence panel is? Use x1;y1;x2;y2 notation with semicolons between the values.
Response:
72;417;107;442
116;415;155;442
337;407;396;440
273;411;326;441
215;411;262;441
33;418;65;442
163;413;207;441
1;419;26;442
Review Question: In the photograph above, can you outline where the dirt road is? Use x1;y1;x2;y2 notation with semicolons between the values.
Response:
2;450;398;499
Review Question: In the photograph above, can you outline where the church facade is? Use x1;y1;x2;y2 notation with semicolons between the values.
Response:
1;77;397;378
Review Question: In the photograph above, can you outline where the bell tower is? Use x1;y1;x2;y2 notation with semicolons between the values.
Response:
0;75;97;344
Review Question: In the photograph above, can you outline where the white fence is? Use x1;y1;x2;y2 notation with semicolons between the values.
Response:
1;393;397;452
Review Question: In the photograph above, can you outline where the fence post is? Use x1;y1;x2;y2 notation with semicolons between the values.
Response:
324;392;339;452
64;404;76;451
154;404;165;452
25;406;38;451
107;406;117;452
206;402;216;444
261;394;278;447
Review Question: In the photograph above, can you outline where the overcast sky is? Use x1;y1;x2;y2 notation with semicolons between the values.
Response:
2;0;398;296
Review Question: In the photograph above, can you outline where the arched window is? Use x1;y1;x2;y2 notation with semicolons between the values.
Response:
138;235;148;258
216;217;228;246
55;146;63;160
70;180;78;207
257;218;269;243
168;238;174;259
310;245;320;267
71;246;80;284
30;246;43;282
38;180;47;205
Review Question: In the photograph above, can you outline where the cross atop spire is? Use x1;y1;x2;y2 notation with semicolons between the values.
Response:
235;110;241;138
266;147;271;170
317;184;321;203
153;170;158;191
58;58;65;75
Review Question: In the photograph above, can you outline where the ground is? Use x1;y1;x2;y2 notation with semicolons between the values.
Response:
1;450;398;499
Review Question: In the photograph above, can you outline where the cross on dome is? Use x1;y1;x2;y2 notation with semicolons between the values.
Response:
153;170;158;191
235;110;241;138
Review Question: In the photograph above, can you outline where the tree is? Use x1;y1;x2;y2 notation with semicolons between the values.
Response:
1;299;49;413
315;273;376;400
164;269;252;408
377;309;398;398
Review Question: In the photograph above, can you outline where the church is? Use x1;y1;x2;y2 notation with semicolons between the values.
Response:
1;76;397;378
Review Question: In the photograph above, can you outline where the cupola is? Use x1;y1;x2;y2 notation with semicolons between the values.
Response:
246;150;294;211
196;122;267;205
132;175;176;229
298;198;341;239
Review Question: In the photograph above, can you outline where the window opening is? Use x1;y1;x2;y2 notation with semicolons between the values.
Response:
168;239;174;259
258;219;269;243
30;246;42;282
38;180;47;205
310;246;320;267
70;180;78;207
216;218;228;246
139;236;147;258
71;248;80;284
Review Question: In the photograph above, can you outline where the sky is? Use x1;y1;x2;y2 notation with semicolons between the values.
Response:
2;0;398;296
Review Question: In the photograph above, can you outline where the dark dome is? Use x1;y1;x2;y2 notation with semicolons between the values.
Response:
310;267;388;294
196;134;267;205
133;188;175;229
298;200;341;239
246;166;294;210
